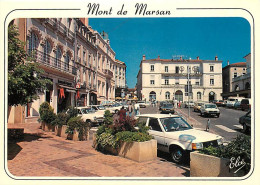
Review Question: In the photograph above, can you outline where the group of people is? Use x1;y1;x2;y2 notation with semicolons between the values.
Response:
118;102;140;118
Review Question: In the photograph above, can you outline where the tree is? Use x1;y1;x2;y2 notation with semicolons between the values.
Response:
8;24;51;106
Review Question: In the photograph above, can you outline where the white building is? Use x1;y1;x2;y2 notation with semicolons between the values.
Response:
137;55;223;102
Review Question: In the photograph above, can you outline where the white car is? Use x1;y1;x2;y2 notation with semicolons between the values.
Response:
200;103;220;117
184;101;195;108
136;114;224;163
76;107;104;126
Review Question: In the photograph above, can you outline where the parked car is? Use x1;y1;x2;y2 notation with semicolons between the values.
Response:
160;103;175;114
215;100;225;107
234;101;241;109
200;103;220;117
226;97;244;108
239;110;251;133
159;101;167;110
136;114;224;163
137;101;147;108
240;98;251;111
184;100;195;108
75;107;104;126
193;101;205;112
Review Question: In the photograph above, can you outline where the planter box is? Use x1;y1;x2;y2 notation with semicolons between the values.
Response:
118;139;157;162
93;135;157;162
54;126;62;136
60;125;68;139
67;128;89;141
41;122;54;132
190;151;246;177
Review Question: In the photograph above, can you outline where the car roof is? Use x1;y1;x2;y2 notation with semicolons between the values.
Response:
137;114;179;118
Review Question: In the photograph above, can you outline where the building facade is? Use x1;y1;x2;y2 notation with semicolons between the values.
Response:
114;59;126;98
222;61;248;99
9;18;119;123
137;55;223;102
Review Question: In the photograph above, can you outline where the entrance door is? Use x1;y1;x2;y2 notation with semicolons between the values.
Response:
209;91;215;102
149;91;156;101
175;90;183;102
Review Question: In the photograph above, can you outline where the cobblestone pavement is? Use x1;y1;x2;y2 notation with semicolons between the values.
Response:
7;122;189;178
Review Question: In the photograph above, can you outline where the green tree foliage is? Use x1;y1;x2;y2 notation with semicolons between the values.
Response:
39;102;56;125
8;24;51;106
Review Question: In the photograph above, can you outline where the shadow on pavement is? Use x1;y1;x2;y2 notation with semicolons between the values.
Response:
8;133;53;160
157;150;190;177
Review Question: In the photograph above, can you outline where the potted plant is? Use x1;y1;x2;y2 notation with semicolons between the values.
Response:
66;116;90;141
190;134;251;177
51;112;68;136
38;102;56;132
94;110;156;162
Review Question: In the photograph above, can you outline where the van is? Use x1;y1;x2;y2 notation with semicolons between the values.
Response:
226;97;244;108
240;98;251;111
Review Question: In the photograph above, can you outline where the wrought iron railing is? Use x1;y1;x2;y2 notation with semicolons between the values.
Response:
30;50;76;75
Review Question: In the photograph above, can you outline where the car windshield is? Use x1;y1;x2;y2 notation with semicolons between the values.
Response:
205;104;217;108
160;117;192;132
81;108;95;114
198;103;203;106
163;104;173;108
97;106;105;110
229;99;235;101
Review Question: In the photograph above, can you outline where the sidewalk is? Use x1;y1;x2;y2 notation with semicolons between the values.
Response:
7;122;189;177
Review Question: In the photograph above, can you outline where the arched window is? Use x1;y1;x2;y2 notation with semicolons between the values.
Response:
197;92;202;100
149;91;156;101
245;82;250;90
55;47;62;68
165;91;170;100
28;32;39;54
43;40;51;64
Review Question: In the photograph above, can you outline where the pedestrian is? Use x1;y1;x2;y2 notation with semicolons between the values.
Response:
134;103;140;115
128;103;133;117
118;106;126;120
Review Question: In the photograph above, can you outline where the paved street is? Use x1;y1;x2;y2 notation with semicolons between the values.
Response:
139;104;249;142
7;122;189;177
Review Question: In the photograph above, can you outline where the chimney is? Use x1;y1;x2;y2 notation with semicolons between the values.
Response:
197;56;200;60
227;60;230;65
215;56;218;61
142;55;146;61
158;55;160;59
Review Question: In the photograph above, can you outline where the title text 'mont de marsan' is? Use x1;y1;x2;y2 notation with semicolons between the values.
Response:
86;3;171;16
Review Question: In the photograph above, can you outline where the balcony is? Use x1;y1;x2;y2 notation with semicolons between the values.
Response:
30;50;76;76
161;71;202;77
103;69;113;79
232;73;250;82
83;60;87;66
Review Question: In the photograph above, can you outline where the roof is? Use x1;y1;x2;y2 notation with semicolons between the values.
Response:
229;62;246;66
115;59;126;66
137;114;179;118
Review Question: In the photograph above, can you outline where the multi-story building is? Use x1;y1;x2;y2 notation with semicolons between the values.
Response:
232;53;251;98
222;61;247;99
8;18;118;124
114;59;126;98
137;55;222;102
95;31;116;104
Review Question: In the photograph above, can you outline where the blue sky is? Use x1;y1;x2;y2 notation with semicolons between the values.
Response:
89;17;251;88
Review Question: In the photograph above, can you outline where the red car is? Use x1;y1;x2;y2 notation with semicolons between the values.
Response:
215;100;224;107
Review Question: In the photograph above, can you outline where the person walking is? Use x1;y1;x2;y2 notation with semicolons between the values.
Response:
128;103;133;117
134;103;140;115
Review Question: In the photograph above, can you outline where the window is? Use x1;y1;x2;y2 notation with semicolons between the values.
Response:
195;81;200;85
28;32;38;53
165;79;169;85
210;66;214;72
243;68;246;71
165;92;170;99
234;68;237;71
43;40;51;63
165;66;168;72
197;92;202;100
148;118;162;132
150;80;155;85
210;79;214;85
234;72;237;78
176;66;179;74
65;52;70;71
151;65;154;71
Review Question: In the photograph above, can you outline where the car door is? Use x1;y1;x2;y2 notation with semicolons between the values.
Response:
147;118;165;151
245;111;251;128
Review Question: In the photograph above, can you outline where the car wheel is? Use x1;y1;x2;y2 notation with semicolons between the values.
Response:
217;114;220;118
170;147;185;163
200;112;203;116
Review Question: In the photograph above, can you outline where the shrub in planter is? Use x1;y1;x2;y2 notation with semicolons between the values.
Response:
199;134;251;175
66;106;78;119
39;102;56;131
66;116;90;141
51;112;69;136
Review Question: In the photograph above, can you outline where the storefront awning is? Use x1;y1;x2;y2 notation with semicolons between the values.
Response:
57;84;76;91
66;89;76;93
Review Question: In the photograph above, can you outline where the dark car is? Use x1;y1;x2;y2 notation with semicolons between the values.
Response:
159;101;167;110
240;98;251;111
239;110;251;133
160;103;174;114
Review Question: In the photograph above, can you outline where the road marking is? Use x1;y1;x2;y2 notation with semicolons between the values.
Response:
234;125;243;129
215;125;236;133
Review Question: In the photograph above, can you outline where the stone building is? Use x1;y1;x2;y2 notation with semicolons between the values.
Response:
114;59;126;98
137;55;222;102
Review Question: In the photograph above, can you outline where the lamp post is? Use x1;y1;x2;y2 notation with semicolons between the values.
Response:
187;65;191;118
